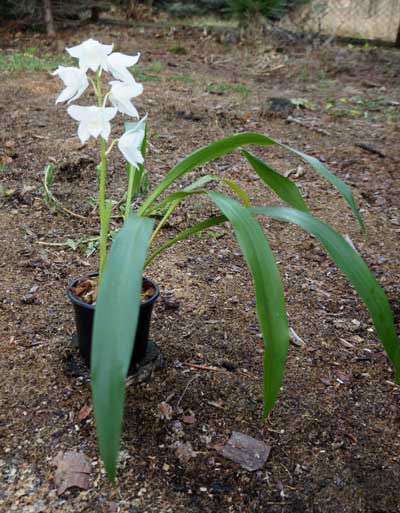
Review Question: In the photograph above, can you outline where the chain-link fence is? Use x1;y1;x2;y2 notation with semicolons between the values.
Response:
279;0;400;43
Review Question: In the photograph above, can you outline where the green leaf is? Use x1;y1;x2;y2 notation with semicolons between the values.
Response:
139;132;276;215
138;132;362;231
145;214;226;267
220;178;251;208
147;175;251;217
65;238;80;250
251;207;400;379
91;214;154;481
242;150;309;212
280;145;364;232
208;193;289;416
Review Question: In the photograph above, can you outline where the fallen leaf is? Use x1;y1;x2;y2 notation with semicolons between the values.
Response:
78;404;92;421
221;432;271;471
171;441;196;463
158;401;173;420
52;451;91;495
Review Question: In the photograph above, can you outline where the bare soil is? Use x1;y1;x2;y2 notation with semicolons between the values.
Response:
0;20;400;513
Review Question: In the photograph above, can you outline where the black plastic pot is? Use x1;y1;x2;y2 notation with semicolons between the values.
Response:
67;273;159;373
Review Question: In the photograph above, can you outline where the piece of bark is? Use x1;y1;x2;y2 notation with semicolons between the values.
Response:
221;432;271;471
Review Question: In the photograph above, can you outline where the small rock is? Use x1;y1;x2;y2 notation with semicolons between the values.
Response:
21;285;38;305
260;98;295;118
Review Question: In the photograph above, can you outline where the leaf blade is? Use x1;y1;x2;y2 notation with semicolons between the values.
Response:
91;214;154;481
280;145;364;231
242;150;309;212
138;132;363;231
251;206;400;378
208;192;289;416
139;132;276;215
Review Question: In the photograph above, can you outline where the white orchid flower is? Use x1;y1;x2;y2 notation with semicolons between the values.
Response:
107;52;140;83
109;80;143;118
67;38;113;73
52;66;89;104
118;125;145;168
67;105;117;143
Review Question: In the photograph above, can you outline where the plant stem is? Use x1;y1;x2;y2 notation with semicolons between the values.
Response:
124;164;135;223
95;69;109;282
124;165;144;223
148;199;178;247
98;137;108;281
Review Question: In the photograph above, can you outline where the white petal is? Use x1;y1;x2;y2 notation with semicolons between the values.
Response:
109;80;143;97
108;52;140;69
52;65;66;76
67;104;90;121
56;86;75;104
118;129;145;167
77;122;90;144
100;121;112;141
107;52;140;83
67;81;89;104
103;107;118;122
121;101;139;118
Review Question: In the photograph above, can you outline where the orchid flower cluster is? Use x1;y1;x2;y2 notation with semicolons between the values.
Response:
53;38;147;278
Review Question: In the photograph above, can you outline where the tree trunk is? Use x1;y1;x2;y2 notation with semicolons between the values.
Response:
42;0;56;37
396;19;400;48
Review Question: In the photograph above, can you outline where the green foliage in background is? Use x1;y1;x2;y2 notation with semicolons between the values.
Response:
227;0;287;19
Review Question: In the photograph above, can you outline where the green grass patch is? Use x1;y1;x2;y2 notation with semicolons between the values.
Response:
169;73;195;84
207;82;250;97
145;61;166;74
168;45;188;55
131;65;162;82
0;48;73;72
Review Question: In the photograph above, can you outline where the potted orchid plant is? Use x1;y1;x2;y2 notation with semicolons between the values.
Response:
53;39;400;482
53;39;159;369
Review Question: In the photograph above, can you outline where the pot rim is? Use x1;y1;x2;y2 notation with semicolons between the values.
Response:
67;272;160;310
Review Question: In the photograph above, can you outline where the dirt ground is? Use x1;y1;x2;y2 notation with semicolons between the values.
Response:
0;18;400;513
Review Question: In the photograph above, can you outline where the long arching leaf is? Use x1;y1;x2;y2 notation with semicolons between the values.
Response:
242;150;309;212
138;133;276;216
208;192;289;416
251;207;400;379
91;214;154;481
138;132;363;230
280;145;365;232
